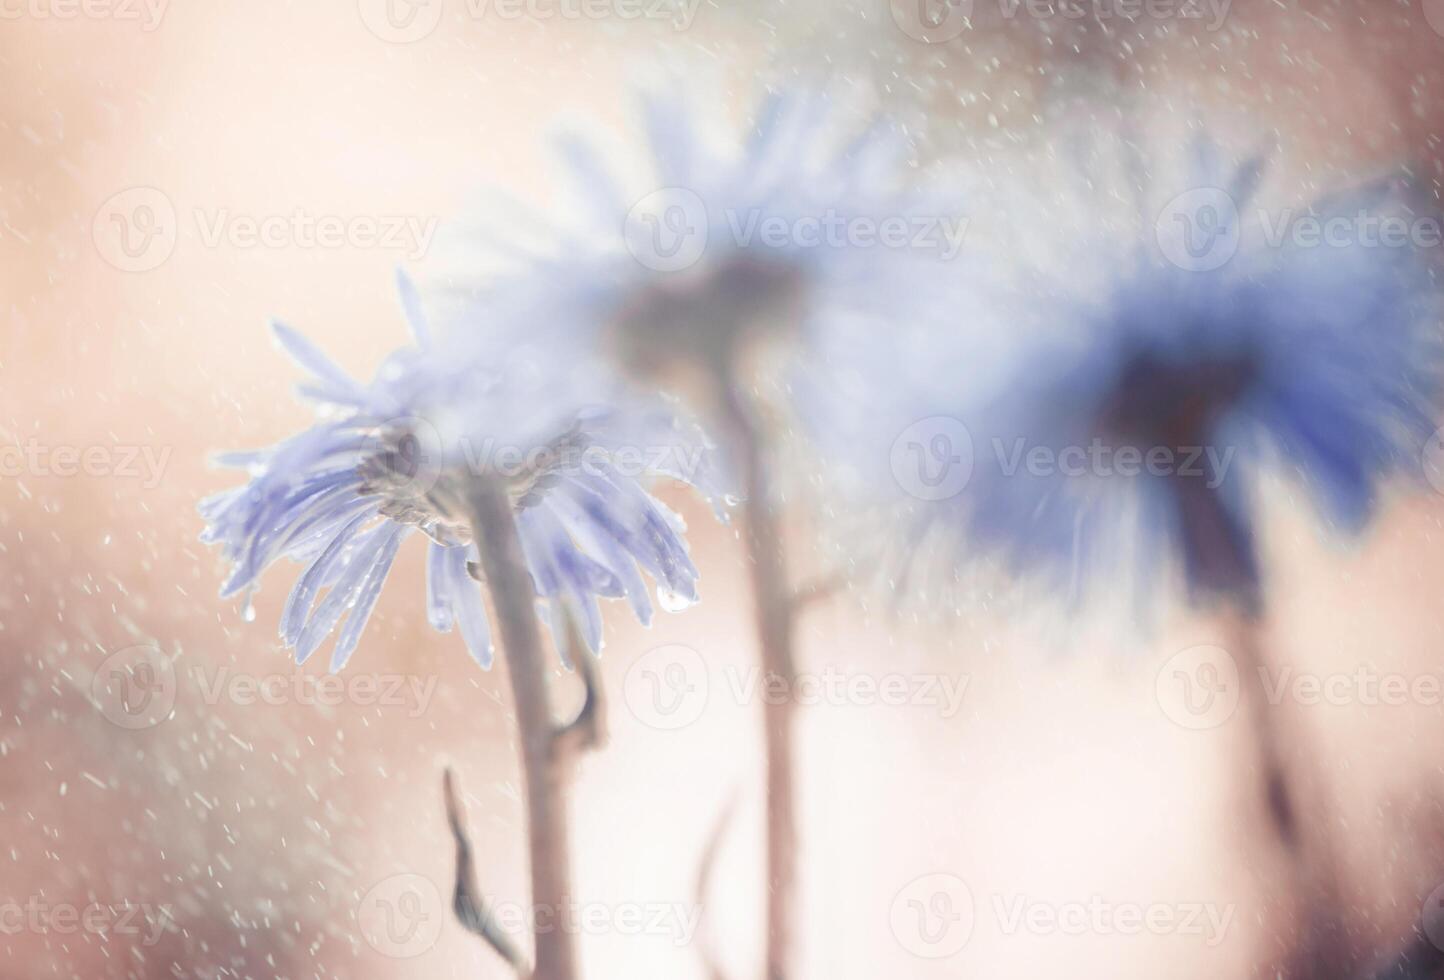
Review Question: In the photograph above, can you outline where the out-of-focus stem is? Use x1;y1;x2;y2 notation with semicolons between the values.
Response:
717;379;798;980
465;476;578;980
1224;608;1348;978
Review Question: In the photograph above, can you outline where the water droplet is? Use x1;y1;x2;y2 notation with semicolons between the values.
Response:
240;594;257;623
656;588;693;613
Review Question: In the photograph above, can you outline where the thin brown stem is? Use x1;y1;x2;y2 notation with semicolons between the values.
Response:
465;476;578;980
718;381;799;980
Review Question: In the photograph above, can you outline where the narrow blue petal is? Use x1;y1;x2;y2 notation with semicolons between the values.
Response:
329;523;407;672
271;320;364;397
446;545;493;668
426;539;455;632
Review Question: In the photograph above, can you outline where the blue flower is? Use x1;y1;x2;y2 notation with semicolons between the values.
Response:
838;132;1444;608
434;83;964;401
199;271;724;671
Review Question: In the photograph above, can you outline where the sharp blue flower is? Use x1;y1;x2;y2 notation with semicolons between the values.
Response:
834;130;1444;608
199;271;724;671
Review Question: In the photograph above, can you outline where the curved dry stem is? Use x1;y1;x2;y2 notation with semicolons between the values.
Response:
693;790;742;980
443;768;530;973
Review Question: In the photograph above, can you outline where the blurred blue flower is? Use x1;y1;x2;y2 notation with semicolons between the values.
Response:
436;83;964;400
844;132;1444;608
199;271;724;671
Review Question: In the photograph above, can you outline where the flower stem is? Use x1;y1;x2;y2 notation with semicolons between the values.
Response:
1226;610;1348;978
718;380;798;980
465;476;578;980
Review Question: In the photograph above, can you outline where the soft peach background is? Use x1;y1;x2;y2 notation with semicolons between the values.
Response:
3;2;1444;978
